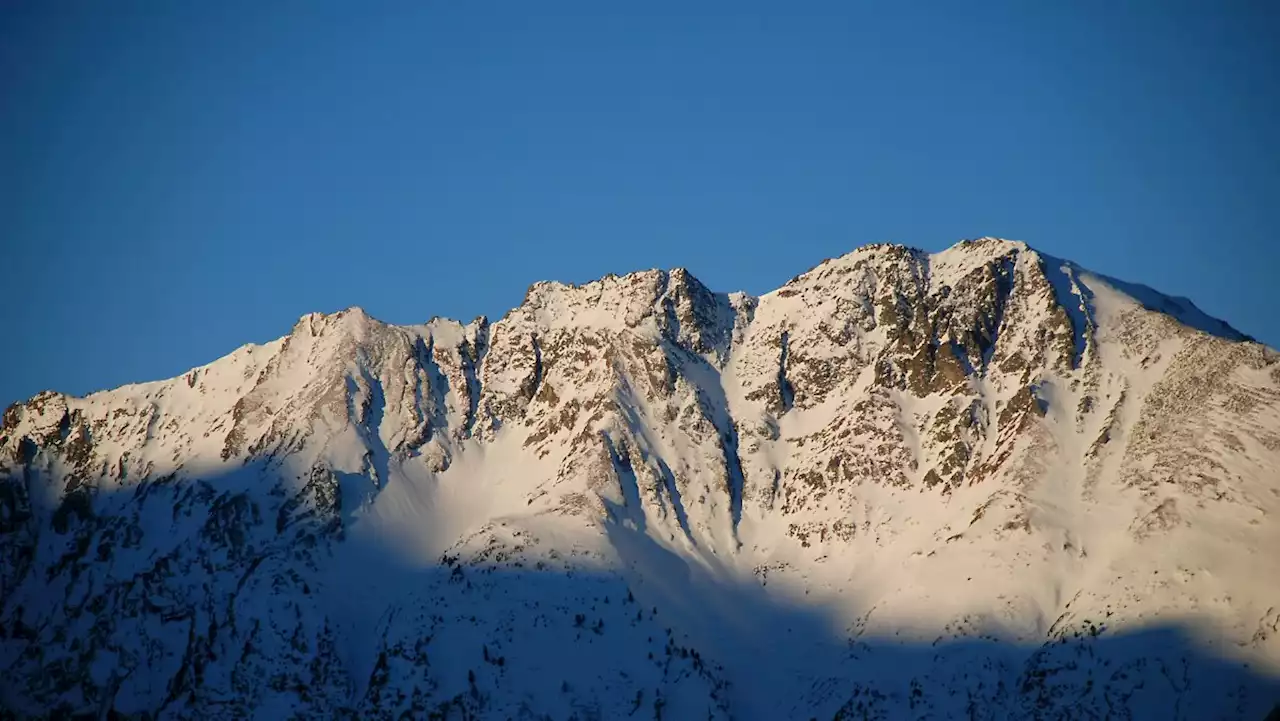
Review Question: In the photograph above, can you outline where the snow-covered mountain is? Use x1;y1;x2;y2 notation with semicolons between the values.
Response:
3;237;1279;719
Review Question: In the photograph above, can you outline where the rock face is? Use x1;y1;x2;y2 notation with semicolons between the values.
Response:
2;238;1279;719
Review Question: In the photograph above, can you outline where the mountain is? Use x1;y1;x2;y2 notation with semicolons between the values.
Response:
2;237;1278;719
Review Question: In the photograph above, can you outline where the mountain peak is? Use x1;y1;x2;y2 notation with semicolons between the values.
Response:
4;239;1277;719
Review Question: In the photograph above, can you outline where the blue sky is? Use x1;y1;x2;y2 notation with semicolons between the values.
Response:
3;1;1277;406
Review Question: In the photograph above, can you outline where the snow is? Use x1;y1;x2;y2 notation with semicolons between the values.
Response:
2;238;1278;718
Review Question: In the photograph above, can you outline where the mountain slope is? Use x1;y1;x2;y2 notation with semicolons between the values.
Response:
3;237;1279;719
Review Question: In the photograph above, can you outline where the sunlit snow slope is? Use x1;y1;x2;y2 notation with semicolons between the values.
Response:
3;238;1279;719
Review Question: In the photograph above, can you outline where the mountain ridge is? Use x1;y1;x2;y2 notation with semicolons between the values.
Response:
8;236;1252;408
3;237;1278;719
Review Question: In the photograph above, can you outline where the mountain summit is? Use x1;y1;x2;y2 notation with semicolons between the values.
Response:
3;238;1279;718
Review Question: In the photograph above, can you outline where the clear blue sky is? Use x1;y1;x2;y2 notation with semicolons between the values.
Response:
3;1;1277;407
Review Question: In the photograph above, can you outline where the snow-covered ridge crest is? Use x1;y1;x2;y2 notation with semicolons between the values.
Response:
2;237;1278;719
